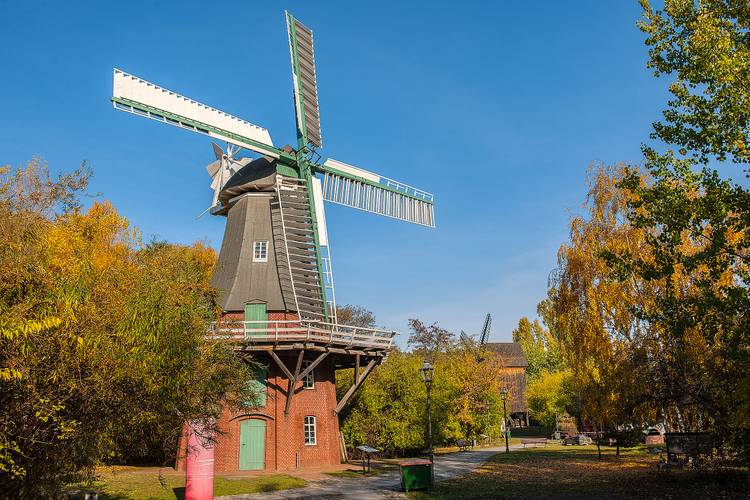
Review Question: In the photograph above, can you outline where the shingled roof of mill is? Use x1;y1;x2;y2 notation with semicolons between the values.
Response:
484;342;529;367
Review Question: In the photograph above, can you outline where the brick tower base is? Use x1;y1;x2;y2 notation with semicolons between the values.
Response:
177;352;341;472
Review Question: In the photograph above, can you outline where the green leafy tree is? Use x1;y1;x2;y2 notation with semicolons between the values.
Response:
0;159;253;496
340;351;427;456
611;0;750;466
340;320;507;455
526;369;575;429
640;0;750;164
512;317;562;380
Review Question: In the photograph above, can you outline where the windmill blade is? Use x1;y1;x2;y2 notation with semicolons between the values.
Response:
316;158;435;227
479;313;492;345
205;158;222;179
111;69;283;159
286;12;322;149
212;142;224;160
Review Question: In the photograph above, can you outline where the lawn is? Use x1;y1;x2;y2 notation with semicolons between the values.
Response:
69;466;307;499
412;444;749;499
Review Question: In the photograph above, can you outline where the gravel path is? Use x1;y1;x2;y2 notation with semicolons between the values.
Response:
218;443;529;499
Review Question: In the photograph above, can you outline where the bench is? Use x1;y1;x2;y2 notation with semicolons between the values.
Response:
663;432;712;468
520;438;547;448
455;439;471;451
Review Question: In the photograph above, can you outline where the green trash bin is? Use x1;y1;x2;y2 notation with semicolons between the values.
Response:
400;459;432;492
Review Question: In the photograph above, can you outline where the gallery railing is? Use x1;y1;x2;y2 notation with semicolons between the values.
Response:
208;320;396;350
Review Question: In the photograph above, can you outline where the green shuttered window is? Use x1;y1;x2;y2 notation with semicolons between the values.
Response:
244;366;267;408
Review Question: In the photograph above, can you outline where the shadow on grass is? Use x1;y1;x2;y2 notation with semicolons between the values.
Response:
69;471;306;499
412;445;750;500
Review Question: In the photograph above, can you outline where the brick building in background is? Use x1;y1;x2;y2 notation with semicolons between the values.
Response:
484;342;530;426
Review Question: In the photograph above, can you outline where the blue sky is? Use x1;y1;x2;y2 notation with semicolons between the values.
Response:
0;1;669;346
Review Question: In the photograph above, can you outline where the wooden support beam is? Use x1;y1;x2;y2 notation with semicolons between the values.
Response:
333;359;378;415
284;350;305;415
269;350;293;380
354;353;360;383
294;349;305;377
235;343;386;357
298;351;328;381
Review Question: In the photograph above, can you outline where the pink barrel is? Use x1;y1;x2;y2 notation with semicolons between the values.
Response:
185;420;215;500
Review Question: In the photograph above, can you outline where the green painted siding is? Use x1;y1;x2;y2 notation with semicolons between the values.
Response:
244;367;267;407
244;303;267;338
239;419;265;470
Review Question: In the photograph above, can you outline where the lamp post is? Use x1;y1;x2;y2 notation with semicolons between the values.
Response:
500;388;510;453
420;360;434;486
485;400;491;446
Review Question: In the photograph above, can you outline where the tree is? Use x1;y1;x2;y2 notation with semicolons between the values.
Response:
339;351;427;456
512;317;562;380
336;305;377;329
548;164;661;443
407;319;455;359
340;320;507;455
618;0;750;465
640;0;750;164
0;159;252;495
526;369;575;429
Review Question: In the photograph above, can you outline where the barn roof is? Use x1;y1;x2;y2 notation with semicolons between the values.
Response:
484;342;529;367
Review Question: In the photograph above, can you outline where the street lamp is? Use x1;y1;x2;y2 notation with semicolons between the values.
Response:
420;360;434;485
485;400;491;446
500;387;510;453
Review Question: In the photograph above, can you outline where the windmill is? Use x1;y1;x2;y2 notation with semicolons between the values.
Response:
111;11;435;475
112;11;434;324
460;313;493;345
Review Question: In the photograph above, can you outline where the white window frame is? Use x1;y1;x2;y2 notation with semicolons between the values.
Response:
304;415;317;446
302;360;315;389
252;241;269;262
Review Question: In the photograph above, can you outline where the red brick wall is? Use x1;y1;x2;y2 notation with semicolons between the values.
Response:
178;310;342;472
211;352;341;472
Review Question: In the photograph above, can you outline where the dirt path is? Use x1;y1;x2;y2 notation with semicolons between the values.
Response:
217;444;530;499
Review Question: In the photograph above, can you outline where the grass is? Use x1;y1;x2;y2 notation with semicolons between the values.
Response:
68;466;307;499
410;444;749;499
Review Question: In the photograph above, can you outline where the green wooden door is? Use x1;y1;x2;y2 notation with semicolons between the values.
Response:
244;303;267;338
239;419;266;470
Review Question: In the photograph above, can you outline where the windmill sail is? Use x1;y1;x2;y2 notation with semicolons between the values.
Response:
318;159;435;227
272;176;328;320
111;69;281;159
479;313;492;345
286;12;322;148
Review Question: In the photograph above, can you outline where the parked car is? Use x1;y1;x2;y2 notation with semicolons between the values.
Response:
563;434;593;446
644;427;664;445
